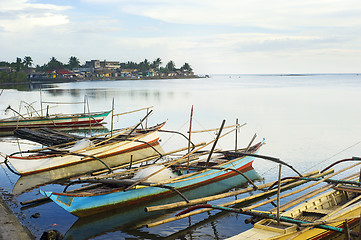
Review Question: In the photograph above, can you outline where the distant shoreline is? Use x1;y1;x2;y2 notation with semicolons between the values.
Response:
0;75;205;86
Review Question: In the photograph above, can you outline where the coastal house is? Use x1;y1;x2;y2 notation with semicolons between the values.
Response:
94;68;113;78
119;69;133;77
46;69;75;78
100;60;120;69
86;60;120;70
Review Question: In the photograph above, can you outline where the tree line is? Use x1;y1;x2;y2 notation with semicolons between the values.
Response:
0;56;193;83
1;56;193;72
0;56;193;82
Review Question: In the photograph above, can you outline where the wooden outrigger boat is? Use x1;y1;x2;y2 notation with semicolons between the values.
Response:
174;163;361;240
40;140;265;217
223;187;361;239
4;122;165;176
169;158;361;240
0;110;111;136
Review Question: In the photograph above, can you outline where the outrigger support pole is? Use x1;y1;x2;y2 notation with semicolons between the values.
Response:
176;204;359;237
221;151;303;177
65;178;190;203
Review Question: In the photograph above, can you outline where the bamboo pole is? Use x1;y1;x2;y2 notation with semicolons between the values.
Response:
344;221;351;240
276;164;282;225
88;142;207;177
124;122;242;191
41;101;84;104
269;173;359;213
288;193;361;240
112;106;154;117
20;182;103;206
246;133;257;152
242;162;361;212
235;118;239;152
300;216;360;227
59;111;155;158
111;98;114;136
146;169;334;228
359;212;361;240
190;123;246;133
86;95;92;136
145;170;321;213
187;106;193;173
1;106;57;121
272;173;361;240
206;120;225;167
40;87;43;116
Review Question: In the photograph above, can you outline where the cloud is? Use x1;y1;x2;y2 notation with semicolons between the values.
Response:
0;0;71;33
110;0;361;30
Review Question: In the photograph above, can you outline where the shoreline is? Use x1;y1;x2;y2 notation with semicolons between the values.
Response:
0;75;205;86
0;194;34;239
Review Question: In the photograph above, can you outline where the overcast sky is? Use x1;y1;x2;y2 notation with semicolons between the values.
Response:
1;0;361;74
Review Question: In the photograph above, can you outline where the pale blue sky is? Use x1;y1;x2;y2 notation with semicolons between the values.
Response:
1;0;360;74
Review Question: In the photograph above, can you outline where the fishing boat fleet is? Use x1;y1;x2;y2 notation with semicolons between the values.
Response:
0;104;111;136
1;100;361;239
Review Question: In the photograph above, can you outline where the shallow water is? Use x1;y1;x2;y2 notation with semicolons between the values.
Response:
1;74;361;239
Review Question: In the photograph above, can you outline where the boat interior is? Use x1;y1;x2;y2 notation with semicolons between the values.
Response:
254;188;360;234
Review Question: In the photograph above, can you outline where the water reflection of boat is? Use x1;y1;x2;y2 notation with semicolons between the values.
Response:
6;122;165;176
63;172;260;240
41;141;264;217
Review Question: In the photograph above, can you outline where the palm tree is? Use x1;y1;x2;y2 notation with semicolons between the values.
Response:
15;57;23;72
23;56;33;69
139;59;150;72
68;56;80;69
47;57;63;70
181;63;192;72
166;60;176;71
151;58;162;70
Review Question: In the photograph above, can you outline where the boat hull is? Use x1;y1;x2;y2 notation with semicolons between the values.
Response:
0;110;110;136
228;189;361;240
8;130;163;176
41;148;261;217
63;170;260;239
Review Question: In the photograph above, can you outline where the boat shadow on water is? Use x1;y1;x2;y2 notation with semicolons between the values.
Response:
63;170;261;240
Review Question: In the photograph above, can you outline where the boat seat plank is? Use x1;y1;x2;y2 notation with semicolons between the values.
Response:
333;184;361;194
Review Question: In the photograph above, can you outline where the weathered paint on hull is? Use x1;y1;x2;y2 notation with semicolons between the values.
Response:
12;142;164;194
227;189;361;240
0;110;110;136
64;170;261;239
42;148;261;217
8;130;162;175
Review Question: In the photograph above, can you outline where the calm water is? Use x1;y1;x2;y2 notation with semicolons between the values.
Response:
1;74;361;239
